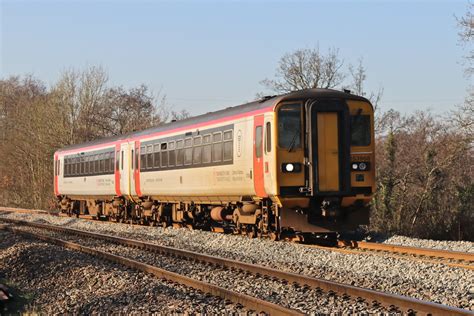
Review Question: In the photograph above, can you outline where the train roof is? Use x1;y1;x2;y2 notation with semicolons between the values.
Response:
56;88;369;153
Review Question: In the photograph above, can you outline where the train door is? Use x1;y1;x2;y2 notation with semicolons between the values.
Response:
133;140;142;197
316;113;339;191
119;143;130;196
305;100;351;194
253;115;267;197
263;115;274;195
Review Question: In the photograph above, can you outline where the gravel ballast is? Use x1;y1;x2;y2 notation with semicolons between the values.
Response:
0;229;244;314
12;225;391;314
1;212;473;311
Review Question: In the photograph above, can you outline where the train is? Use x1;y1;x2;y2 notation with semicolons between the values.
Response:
54;88;375;240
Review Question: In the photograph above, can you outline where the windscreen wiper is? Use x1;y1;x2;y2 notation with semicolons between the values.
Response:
287;129;300;152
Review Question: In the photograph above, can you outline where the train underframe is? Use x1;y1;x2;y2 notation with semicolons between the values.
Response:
57;195;369;243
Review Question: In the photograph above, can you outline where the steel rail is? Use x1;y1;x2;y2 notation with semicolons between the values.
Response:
350;241;474;262
304;243;474;271
1;218;471;315
0;206;52;215
2;224;301;316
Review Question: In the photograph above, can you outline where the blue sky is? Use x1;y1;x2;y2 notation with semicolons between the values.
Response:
1;0;471;115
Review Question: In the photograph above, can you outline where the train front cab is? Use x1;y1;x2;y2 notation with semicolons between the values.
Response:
275;95;375;234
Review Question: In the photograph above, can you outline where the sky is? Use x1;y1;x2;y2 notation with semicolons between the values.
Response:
1;0;471;116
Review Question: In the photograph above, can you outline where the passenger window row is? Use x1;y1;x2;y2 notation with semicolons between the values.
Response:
140;130;233;171
64;150;115;177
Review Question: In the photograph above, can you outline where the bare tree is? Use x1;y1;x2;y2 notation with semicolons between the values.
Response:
104;85;168;135
51;66;109;144
170;109;191;121
261;47;346;93
348;58;384;112
457;2;473;77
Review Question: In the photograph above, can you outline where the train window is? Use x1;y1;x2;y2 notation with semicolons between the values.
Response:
213;132;222;142
255;126;263;158
131;149;134;169
77;158;81;175
202;134;212;164
213;132;223;162
140;146;146;171
278;104;301;149
193;136;202;165
90;156;94;175
194;136;202;146
100;154;106;173
176;140;184;166
121;151;124;170
223;130;232;141
184;138;192;165
104;154;108;173
109;153;114;172
70;158;74;175
161;149;168;168
265;122;272;153
153;144;160;168
74;158;78;175
147;145;153;169
103;154;108;173
135;149;139;171
90;156;94;174
223;130;233;161
105;154;109;173
351;114;371;146
115;151;119;171
84;157;89;175
168;141;176;167
223;141;232;161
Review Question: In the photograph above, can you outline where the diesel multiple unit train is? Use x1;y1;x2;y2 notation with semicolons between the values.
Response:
54;88;375;239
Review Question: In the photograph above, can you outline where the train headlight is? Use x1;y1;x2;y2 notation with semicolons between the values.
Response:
282;163;301;173
351;162;370;171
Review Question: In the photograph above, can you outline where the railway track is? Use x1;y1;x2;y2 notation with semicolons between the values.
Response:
305;240;474;271
1;218;471;315
2;206;473;271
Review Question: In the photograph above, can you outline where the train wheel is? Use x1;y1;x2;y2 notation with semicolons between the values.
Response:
257;220;264;239
247;226;257;238
270;231;280;241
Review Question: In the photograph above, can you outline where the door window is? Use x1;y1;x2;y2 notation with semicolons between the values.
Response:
255;126;263;158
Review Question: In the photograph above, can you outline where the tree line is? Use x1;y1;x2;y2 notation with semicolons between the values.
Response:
0;67;188;210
